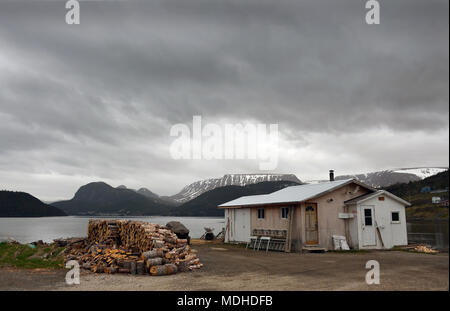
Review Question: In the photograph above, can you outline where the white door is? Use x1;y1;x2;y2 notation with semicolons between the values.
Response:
361;205;376;246
234;208;251;242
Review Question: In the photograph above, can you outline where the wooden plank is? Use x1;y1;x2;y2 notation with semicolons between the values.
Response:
285;206;294;252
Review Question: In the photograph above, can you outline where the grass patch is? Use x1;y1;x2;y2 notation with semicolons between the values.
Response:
0;242;65;269
406;205;449;221
404;192;449;221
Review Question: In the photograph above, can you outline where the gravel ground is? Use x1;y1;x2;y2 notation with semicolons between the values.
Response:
1;244;448;291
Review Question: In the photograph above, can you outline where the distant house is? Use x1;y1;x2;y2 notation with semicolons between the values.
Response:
432;197;441;204
421;186;431;193
219;171;410;251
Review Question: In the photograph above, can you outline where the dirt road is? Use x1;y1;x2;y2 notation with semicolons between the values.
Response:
1;244;448;291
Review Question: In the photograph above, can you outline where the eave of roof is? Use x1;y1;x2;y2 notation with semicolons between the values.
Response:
344;190;411;206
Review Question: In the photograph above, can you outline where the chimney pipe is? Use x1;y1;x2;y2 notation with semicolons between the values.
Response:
329;170;335;181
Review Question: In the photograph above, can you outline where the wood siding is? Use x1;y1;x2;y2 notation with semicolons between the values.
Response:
310;183;371;250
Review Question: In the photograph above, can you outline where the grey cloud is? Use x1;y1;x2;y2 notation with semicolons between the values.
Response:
0;0;448;199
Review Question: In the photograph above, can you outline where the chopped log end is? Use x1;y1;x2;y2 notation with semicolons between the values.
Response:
150;263;178;276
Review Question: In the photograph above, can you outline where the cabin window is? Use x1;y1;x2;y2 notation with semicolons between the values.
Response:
391;211;400;223
281;207;289;219
257;208;265;219
364;208;373;226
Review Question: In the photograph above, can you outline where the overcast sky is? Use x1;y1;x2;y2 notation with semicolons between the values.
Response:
0;0;448;201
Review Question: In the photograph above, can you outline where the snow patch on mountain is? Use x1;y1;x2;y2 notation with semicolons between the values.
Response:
307;167;449;188
170;174;302;203
392;167;448;179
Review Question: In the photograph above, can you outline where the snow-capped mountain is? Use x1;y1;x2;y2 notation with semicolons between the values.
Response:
392;167;448;179
170;174;302;203
331;167;448;188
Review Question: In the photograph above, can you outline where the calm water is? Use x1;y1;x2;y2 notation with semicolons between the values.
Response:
0;216;225;243
0;217;447;249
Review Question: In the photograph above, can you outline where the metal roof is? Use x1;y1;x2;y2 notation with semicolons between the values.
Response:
219;179;373;208
344;190;411;206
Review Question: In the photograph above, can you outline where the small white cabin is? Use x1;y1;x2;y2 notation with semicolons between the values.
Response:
344;190;410;249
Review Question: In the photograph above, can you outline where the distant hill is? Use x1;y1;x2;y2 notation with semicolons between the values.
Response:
0;191;67;217
384;170;449;221
169;174;302;203
113;185;178;206
171;180;301;216
306;167;448;188
136;187;159;199
384;170;449;197
51;182;172;216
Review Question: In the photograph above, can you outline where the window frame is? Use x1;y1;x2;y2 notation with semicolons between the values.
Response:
391;211;400;224
281;207;289;219
364;208;373;226
257;208;265;219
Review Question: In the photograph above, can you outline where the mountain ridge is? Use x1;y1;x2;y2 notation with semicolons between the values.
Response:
51;182;172;216
170;180;302;216
0;191;67;217
169;173;302;203
305;167;447;188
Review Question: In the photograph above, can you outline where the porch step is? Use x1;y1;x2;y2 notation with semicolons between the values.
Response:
302;245;326;253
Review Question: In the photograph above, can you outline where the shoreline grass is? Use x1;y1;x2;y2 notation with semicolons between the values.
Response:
0;242;65;269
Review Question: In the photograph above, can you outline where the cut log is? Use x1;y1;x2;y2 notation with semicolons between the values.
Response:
183;254;197;262
189;258;200;265
189;263;203;270
177;261;190;272
105;266;117;274
150;263;178;276
145;257;163;270
136;260;145;275
130;261;137;275
142;249;164;260
153;240;165;248
122;260;131;270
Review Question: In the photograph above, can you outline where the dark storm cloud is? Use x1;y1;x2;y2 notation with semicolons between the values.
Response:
0;0;448;199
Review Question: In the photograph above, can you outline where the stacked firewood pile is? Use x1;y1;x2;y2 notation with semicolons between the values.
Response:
65;220;203;276
413;245;439;254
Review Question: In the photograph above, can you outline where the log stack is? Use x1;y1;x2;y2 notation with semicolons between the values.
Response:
86;219;120;247
65;219;203;276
